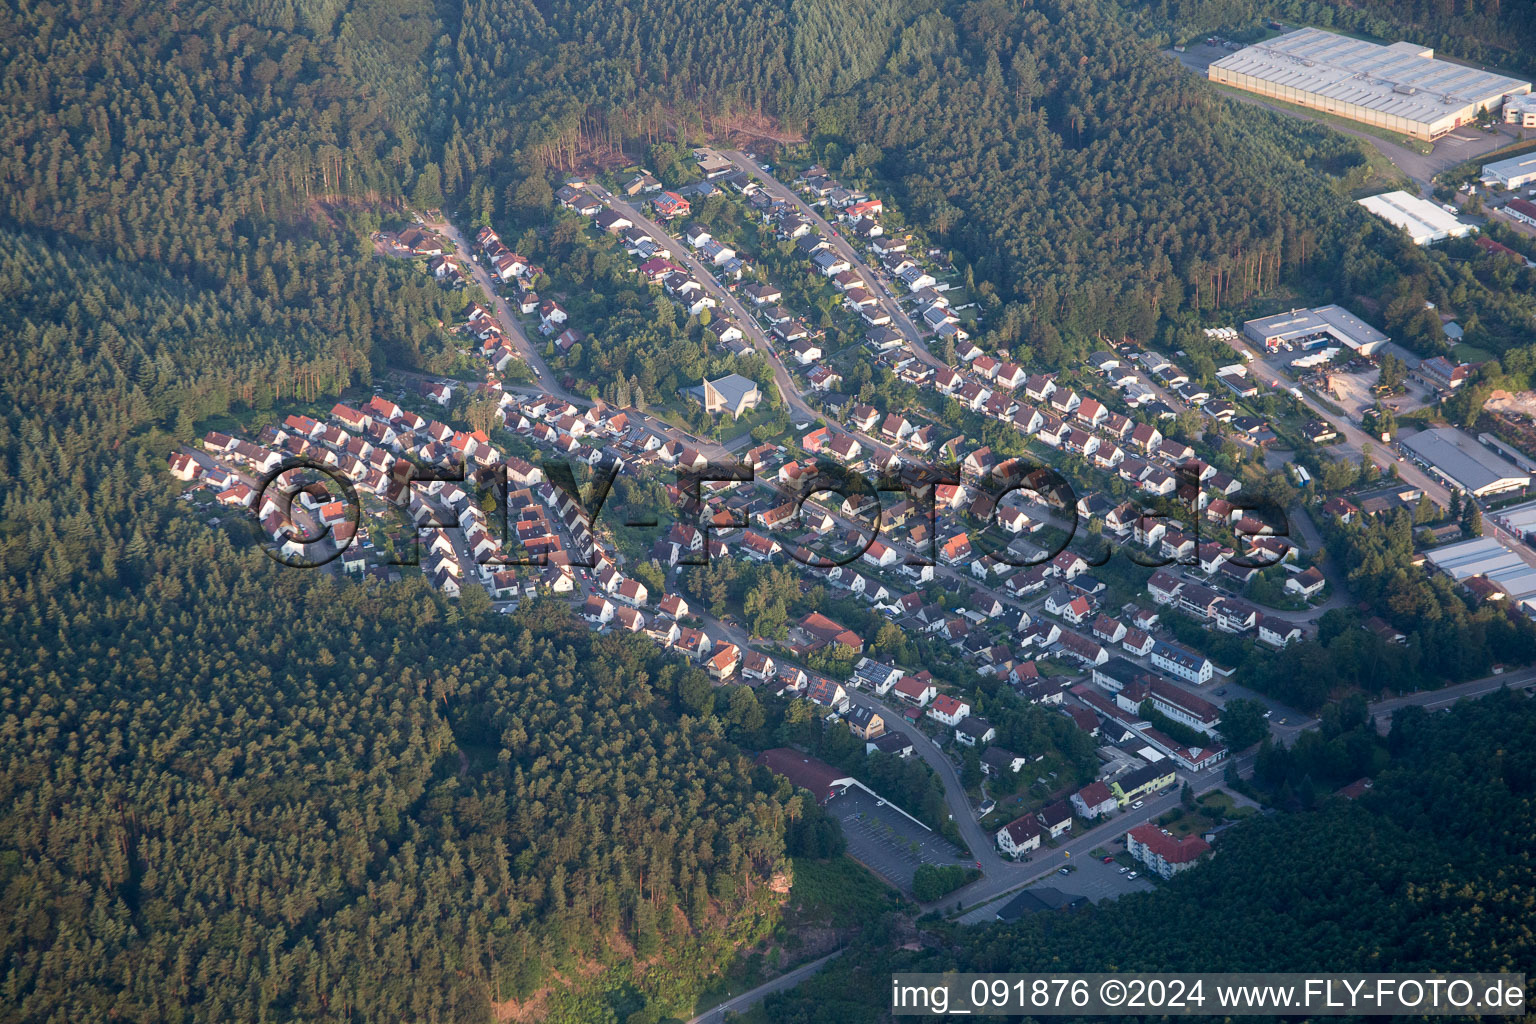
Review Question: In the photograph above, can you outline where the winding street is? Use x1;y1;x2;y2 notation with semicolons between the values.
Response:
421;216;576;405
719;151;948;375
420;166;1536;925
579;183;827;429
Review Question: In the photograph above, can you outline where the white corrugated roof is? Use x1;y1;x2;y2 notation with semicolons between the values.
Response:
1211;28;1531;127
1358;191;1472;243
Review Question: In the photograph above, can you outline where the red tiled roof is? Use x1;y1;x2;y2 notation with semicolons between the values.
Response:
1128;824;1209;864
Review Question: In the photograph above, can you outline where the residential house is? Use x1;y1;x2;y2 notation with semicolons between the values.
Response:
1127;825;1210;879
1037;800;1074;839
1071;781;1118;820
955;716;996;747
997;815;1044;858
929;694;972;727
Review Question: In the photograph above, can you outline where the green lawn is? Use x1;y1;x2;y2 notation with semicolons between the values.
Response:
783;856;903;927
1451;342;1497;364
1209;81;1434;154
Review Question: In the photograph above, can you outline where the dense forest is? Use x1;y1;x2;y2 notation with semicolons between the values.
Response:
756;688;1536;1023
1115;0;1536;74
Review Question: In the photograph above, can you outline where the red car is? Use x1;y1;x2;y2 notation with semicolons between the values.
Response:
1101;855;1115;863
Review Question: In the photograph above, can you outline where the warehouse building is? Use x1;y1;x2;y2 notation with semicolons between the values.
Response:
1208;28;1531;141
1242;304;1388;354
1505;198;1536;229
1357;190;1473;245
1481;152;1536;190
1401;426;1531;497
1425;537;1536;612
1493;499;1536;540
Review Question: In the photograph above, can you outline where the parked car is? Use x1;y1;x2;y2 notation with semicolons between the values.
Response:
1127;871;1139;880
1101;855;1115;863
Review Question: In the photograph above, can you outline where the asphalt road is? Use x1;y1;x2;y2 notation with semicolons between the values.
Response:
416;191;1536;921
721;151;949;376
1368;666;1536;732
1217;334;1536;569
423;217;576;405
686;951;843;1024
580;183;827;428
1166;43;1529;193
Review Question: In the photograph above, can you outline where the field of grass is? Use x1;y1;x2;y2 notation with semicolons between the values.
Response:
783;856;904;928
1209;82;1434;155
1452;342;1498;364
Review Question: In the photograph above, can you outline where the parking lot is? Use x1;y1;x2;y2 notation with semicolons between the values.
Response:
831;788;967;894
957;842;1155;923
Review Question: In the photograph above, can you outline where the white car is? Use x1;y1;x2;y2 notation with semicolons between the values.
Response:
1127;871;1139;880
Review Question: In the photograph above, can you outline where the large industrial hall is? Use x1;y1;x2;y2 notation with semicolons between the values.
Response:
1208;27;1531;141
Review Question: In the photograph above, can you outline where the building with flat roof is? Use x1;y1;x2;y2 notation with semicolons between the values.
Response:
1424;537;1536;612
1493;499;1536;540
693;148;734;177
1481;152;1536;190
1242;304;1389;354
1401;426;1531;497
1208;28;1531;141
1506;94;1536;129
1357;190;1473;244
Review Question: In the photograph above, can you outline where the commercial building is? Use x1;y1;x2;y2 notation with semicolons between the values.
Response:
1357;190;1473;245
1242;304;1388;354
1109;761;1177;806
1413;356;1474;392
1506;94;1536;129
1208;28;1531;141
1401;426;1531;497
995;887;1089;920
1493;500;1536;541
1424;536;1536;613
1505;198;1536;229
1481;152;1536;190
755;749;854;805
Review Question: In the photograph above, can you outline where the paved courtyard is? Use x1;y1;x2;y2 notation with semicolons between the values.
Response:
957;835;1156;923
